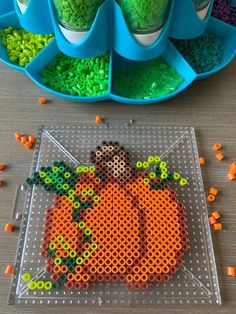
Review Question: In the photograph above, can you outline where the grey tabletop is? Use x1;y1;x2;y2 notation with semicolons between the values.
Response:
0;59;235;314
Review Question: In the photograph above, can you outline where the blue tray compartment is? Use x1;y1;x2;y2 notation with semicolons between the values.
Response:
111;41;197;104
170;0;214;39
197;17;236;79
26;40;111;102
14;0;54;34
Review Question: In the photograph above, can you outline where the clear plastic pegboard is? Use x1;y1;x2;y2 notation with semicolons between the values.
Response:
8;124;221;306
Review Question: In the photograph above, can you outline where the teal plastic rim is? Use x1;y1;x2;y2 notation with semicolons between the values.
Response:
0;0;236;104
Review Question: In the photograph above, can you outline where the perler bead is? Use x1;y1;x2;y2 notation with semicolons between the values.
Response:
26;142;189;290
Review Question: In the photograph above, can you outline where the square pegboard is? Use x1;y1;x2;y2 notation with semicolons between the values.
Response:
9;124;221;306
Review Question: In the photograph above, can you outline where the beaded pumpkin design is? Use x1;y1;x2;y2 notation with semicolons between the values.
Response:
27;142;189;290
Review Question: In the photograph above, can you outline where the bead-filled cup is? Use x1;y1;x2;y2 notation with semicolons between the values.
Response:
116;0;171;46
53;0;105;44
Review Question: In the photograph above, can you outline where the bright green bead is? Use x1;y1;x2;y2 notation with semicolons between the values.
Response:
83;250;91;258
63;243;70;250
57;235;64;243
28;281;37;290
160;173;168;179
149;172;156;179
91;243;98;250
21;273;32;282
70;250;77;258
85;228;92;236
74;202;80;208
54;257;62;265
87;189;94;196
93;195;100;202
36;281;45;289
180;178;188;186
148;156;155;164
76;166;83;173
135;161;143;169
173;172;180;180
76;257;84;265
44;281;52;290
49;243;56;250
143;162;149;169
79;221;86;229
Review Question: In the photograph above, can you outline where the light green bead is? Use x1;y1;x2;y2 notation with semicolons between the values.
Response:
28;281;37;290
149;172;156;179
44;281;52;290
147;156;155;164
173;172;180;180
21;273;32;282
135;161;143;169
180;178;188;186
36;281;45;289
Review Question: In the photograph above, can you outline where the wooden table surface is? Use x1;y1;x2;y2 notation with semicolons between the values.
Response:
0;59;235;314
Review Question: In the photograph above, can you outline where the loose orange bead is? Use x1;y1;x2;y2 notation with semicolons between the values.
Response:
38;97;47;104
24;141;33;149
213;223;223;231
209;216;216;225
212;211;221;220
15;132;21;141
29;135;36;144
21;136;28;144
95;115;102;124
209;187;218;196
0;180;4;187
216;153;225;161
4;223;14;233
213;143;222;151
5;264;14;276
227;267;236;277
0;162;6;170
207;194;216;202
199;157;206;166
228;173;236;181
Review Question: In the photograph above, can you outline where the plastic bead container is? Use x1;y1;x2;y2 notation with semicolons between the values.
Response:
0;0;235;104
9;124;221;306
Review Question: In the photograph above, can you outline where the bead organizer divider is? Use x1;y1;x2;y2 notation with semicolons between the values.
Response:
9;124;221;305
0;1;236;103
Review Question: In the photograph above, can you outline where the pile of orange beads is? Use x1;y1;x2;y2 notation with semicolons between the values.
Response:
26;142;189;291
15;132;36;149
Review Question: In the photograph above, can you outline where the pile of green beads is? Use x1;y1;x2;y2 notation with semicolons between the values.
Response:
41;52;110;97
113;57;184;99
54;0;104;30
172;32;224;74
0;27;54;67
116;0;170;32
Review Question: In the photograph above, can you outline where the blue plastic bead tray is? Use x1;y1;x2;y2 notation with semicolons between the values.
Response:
0;0;236;104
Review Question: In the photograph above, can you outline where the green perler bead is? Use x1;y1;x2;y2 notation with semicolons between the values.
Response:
21;272;32;282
